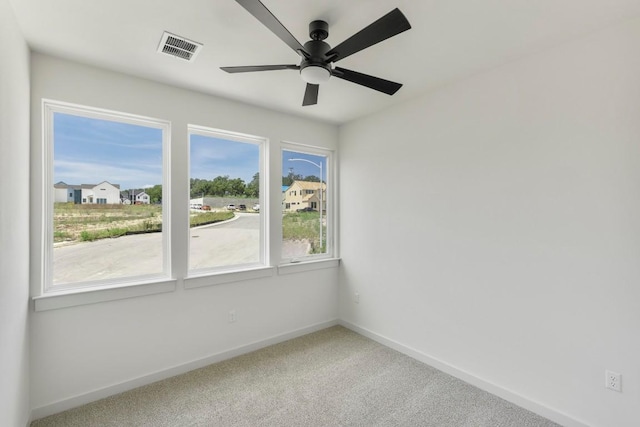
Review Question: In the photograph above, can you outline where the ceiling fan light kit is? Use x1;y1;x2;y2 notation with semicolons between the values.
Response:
221;0;411;106
300;66;330;85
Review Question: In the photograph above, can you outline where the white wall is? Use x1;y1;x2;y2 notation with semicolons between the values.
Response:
29;54;339;415
54;187;70;203
339;17;640;427
92;182;121;205
0;0;31;425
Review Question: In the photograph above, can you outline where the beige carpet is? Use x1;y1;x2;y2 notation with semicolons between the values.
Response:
31;326;560;426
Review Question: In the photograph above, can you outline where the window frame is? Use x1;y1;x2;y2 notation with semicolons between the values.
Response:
186;124;269;278
40;99;172;295
280;141;335;264
33;100;338;311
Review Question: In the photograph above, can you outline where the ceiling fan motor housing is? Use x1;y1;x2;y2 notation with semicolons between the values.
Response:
302;20;331;69
300;28;332;84
301;20;332;84
301;39;331;67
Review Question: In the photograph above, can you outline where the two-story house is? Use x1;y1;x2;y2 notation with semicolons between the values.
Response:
53;180;121;204
120;189;151;204
283;180;326;212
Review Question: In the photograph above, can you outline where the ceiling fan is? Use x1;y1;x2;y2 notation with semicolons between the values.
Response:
221;0;411;106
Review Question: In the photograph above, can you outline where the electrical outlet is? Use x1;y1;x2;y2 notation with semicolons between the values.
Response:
605;370;621;392
228;310;237;323
354;292;360;304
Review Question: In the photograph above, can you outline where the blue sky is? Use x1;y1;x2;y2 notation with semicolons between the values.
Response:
190;137;327;183
54;113;163;190
190;134;259;183
282;150;327;181
54;112;326;189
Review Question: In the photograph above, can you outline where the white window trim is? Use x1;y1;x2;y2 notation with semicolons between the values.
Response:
40;99;172;296
184;266;275;289
277;258;340;275
32;102;339;310
186;125;269;279
280;141;335;265
33;279;177;312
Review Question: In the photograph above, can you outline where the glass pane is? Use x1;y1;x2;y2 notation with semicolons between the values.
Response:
52;112;164;285
189;132;261;271
282;149;328;259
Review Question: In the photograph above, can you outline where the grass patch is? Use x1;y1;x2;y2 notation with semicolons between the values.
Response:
53;230;73;242
54;203;236;244
55;203;163;243
282;211;326;254
190;211;234;227
55;204;325;252
79;228;128;242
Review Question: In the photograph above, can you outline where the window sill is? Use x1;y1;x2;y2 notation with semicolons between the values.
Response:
184;266;275;289
31;259;339;310
33;278;177;311
277;258;340;275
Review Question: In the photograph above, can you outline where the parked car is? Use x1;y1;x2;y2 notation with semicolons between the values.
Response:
238;204;247;210
296;207;316;212
225;204;236;210
252;204;260;211
201;205;211;211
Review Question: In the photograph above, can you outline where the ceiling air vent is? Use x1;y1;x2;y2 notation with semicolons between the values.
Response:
157;31;202;62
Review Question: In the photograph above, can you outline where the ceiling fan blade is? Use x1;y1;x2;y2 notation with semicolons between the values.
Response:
326;8;411;63
221;64;300;73
236;0;307;55
332;67;402;95
302;84;319;106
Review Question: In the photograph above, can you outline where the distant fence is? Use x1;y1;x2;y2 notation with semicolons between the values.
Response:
190;197;259;209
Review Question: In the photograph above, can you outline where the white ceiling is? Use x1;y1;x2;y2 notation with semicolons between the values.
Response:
9;0;640;124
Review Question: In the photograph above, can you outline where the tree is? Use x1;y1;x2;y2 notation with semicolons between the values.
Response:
228;178;246;196
282;171;303;187
190;174;252;198
190;178;214;198
146;184;162;203
245;172;259;198
211;175;230;196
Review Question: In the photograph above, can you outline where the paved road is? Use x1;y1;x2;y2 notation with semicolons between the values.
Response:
53;213;307;284
189;213;260;270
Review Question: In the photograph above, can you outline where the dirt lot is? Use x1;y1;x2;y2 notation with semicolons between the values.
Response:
54;203;162;243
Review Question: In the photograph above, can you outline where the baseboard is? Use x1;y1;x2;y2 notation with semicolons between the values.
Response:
339;320;590;427
30;318;586;426
30;318;339;421
24;408;32;427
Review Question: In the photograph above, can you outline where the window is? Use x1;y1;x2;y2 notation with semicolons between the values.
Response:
43;100;170;292
37;100;336;309
188;125;265;273
282;144;332;261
